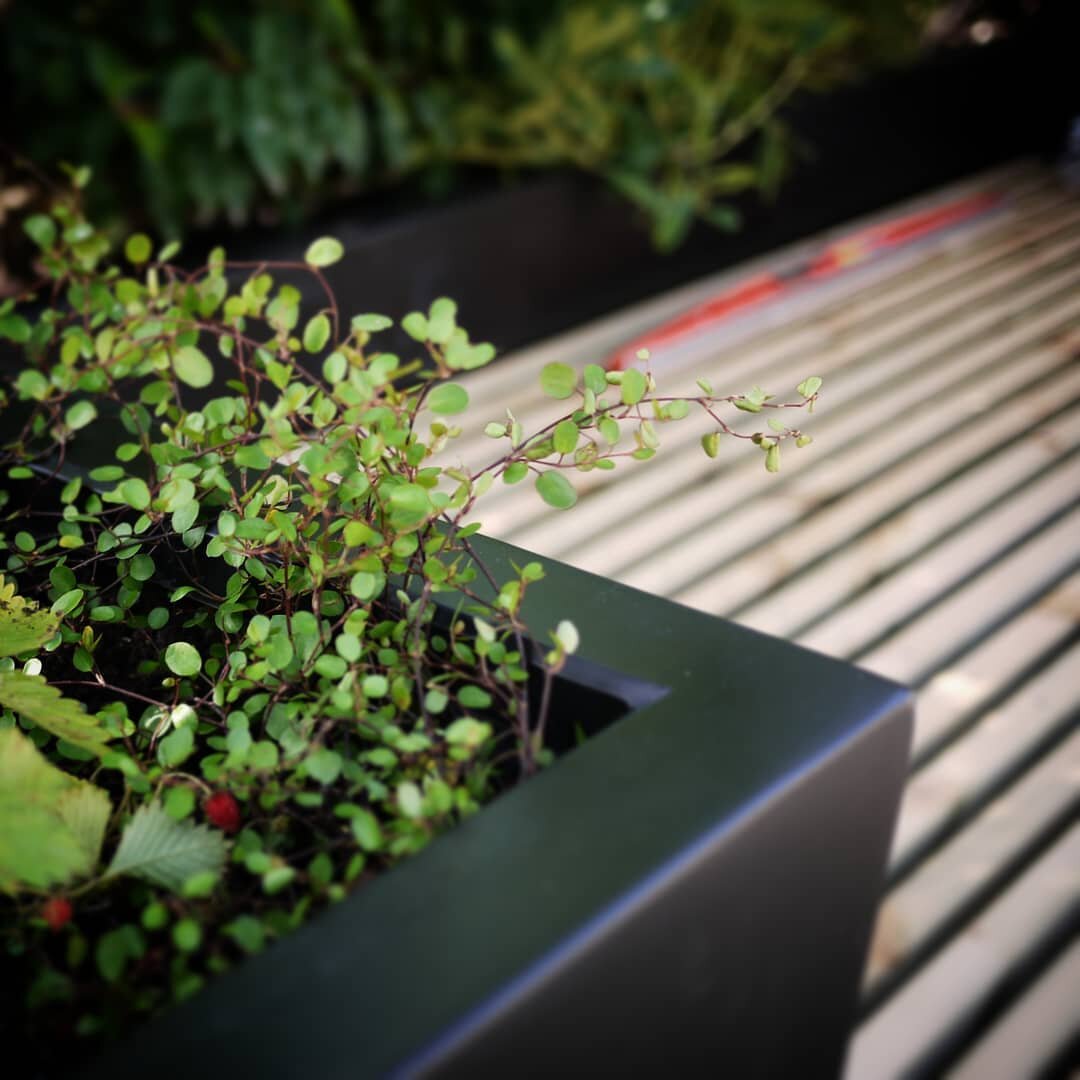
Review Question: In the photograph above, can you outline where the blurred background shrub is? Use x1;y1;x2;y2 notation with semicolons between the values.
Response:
1;0;932;274
0;1;933;236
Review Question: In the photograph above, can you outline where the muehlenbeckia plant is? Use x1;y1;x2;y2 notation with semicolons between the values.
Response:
0;187;821;1068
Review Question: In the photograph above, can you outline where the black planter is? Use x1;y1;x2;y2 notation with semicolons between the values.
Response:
71;531;912;1079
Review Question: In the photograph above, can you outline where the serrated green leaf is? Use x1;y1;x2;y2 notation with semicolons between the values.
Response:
797;376;823;398
0;578;59;657
0;728;94;893
106;803;227;892
56;782;111;869
0;672;114;755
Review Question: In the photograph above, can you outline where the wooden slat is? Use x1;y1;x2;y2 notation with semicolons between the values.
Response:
947;937;1080;1079
865;725;1080;994
909;574;1080;760
850;506;1080;686
844;827;1080;1080
767;456;1080;658
886;644;1080;873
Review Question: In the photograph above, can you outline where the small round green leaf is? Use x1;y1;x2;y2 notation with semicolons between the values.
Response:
401;312;428;341
124;234;152;264
23;214;56;249
621;368;647;406
65;400;98;431
173;346;214;389
502;461;528;485
351;314;392;333
323;351;347;382
540;362;577;400
172;919;202;952
350;572;379;601
164;642;202;677
119;478;151;511
427;383;469;415
303;314;331;354
397;782;423;820
457;686;492;710
553;419;579;456
362;674;389;698
304;236;344;268
535;470;577;510
388;483;431;529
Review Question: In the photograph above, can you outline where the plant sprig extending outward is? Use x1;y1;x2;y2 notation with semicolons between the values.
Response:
0;194;821;1060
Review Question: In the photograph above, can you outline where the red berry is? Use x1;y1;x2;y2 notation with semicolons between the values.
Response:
204;791;241;833
42;897;73;932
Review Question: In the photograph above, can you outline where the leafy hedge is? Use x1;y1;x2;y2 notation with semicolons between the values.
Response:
3;0;929;246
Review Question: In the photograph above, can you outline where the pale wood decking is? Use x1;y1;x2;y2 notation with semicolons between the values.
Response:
446;160;1080;1077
